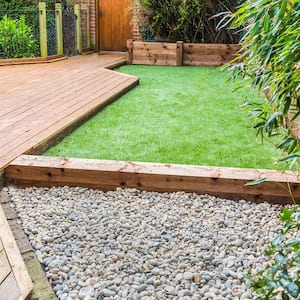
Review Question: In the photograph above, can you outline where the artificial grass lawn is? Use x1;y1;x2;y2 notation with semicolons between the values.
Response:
45;65;281;169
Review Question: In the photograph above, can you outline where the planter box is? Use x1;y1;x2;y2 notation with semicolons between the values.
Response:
127;40;241;66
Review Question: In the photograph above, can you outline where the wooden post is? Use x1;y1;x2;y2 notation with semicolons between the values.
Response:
176;41;183;66
74;4;82;54
84;4;91;49
127;39;134;64
55;3;63;55
39;2;48;57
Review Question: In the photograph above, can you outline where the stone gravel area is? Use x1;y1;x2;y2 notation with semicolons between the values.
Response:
7;186;284;300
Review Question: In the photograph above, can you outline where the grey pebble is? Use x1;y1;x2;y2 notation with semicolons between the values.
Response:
8;186;286;300
79;286;95;299
183;271;194;281
100;288;116;297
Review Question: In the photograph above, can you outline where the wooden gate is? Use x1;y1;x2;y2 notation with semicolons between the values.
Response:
98;0;132;51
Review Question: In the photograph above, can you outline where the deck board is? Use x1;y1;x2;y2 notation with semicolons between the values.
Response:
0;54;139;171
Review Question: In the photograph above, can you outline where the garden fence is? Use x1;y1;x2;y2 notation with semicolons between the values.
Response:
0;2;88;60
62;7;77;57
80;6;91;52
46;9;57;56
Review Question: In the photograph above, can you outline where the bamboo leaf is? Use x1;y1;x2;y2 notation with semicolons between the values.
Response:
245;177;267;186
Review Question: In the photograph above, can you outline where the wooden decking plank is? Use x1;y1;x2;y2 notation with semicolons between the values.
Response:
0;59;127;114
0;59;78;94
0;206;33;299
0;191;55;299
0;76;138;167
0;55;138;170
0;64;116;116
0;54;125;99
0;272;21;300
0;245;11;285
0;70;119;130
0;71;132;135
0;72;128;149
0;68;114;118
26;78;139;156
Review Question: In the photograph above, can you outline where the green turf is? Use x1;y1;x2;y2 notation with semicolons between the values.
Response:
44;65;282;169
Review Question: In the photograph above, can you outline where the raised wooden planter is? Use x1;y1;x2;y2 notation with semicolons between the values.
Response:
127;40;241;66
5;155;300;205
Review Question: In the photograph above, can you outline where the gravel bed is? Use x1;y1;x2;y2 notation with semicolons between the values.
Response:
7;186;284;300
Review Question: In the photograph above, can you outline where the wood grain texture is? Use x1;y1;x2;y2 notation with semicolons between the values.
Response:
0;206;32;299
0;55;66;66
0;54;139;171
5;155;300;204
132;42;177;66
99;0;132;51
128;41;241;66
176;41;183;66
0;273;21;300
0;191;55;299
0;243;11;284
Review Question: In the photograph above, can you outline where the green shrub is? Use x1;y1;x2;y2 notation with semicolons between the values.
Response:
140;0;243;43
248;208;300;299
0;15;38;58
0;1;36;11
0;0;56;11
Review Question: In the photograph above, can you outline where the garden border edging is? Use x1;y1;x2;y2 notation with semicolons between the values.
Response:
4;155;300;205
127;40;241;66
0;54;66;66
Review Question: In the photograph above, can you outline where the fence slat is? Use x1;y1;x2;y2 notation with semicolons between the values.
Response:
74;4;82;54
55;3;63;55
38;2;48;57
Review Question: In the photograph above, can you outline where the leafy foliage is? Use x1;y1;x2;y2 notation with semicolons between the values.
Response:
227;0;300;169
0;0;56;11
248;208;300;299
0;15;38;58
225;2;300;298
139;0;244;43
0;0;66;58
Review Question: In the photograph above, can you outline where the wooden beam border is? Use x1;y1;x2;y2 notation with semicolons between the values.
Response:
5;155;300;205
0;54;66;66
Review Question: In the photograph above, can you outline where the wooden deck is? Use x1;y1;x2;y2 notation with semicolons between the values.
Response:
0;54;139;171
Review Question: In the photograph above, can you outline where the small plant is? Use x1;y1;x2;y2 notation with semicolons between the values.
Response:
248;207;300;299
139;27;155;42
0;15;38;58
